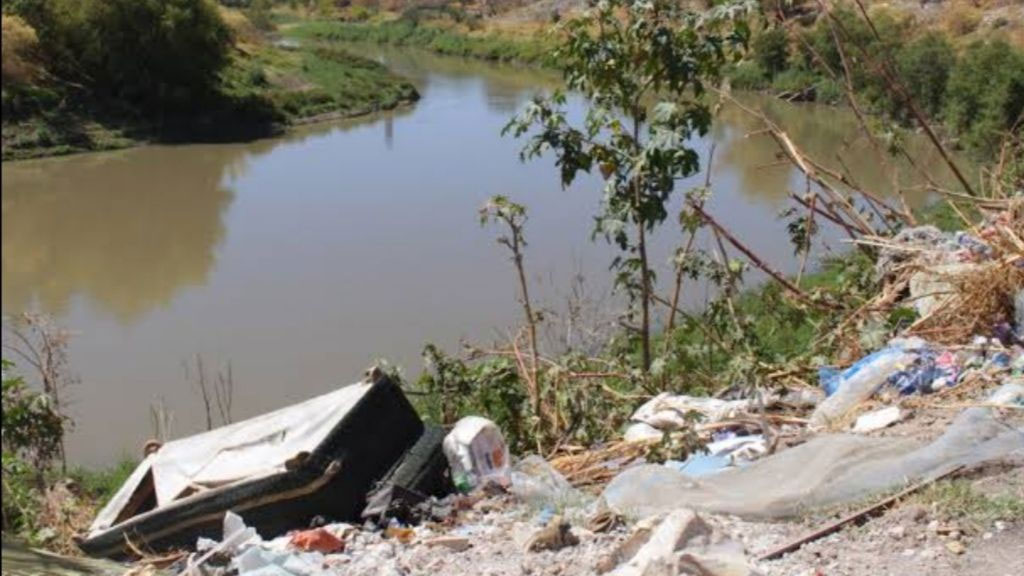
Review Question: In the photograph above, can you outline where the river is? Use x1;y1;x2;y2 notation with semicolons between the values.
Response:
1;46;959;466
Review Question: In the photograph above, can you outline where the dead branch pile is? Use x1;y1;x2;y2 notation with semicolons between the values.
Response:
549;441;655;490
860;198;1023;345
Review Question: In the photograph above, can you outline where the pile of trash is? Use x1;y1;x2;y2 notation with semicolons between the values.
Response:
69;208;1021;576
873;213;1024;344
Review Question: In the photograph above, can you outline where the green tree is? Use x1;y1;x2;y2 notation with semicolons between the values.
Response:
505;0;750;373
892;32;955;122
9;0;232;111
752;26;788;78
944;39;1024;155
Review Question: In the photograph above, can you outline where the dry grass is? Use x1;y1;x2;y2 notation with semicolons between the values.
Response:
942;0;984;37
219;7;265;49
1;14;42;85
907;256;1023;344
549;440;654;491
34;481;97;557
861;195;1024;346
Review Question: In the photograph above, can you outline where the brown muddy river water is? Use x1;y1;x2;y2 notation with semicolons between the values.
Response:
2;47;960;466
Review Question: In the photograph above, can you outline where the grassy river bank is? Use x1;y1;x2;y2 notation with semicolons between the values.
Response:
1;5;417;161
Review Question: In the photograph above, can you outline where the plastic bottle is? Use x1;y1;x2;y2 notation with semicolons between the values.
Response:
442;416;510;492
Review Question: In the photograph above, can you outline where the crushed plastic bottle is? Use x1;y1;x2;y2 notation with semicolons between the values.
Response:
508;455;589;514
811;342;920;428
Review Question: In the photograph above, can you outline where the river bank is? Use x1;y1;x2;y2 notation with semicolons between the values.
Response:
1;8;418;162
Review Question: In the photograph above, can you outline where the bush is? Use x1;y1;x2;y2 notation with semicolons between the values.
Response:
70;457;138;507
771;67;817;95
944;39;1024;155
729;61;769;90
415;346;532;453
2;359;68;534
813;77;844;105
799;6;905;92
752;27;789;78
247;0;275;31
220;6;264;45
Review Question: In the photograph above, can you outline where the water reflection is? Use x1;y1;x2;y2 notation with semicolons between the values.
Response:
1;103;419;325
713;95;957;209
2;148;235;321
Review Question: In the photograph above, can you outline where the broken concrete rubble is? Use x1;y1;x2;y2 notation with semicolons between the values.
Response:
525;515;579;552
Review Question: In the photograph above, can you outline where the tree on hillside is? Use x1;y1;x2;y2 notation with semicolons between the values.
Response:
505;0;751;373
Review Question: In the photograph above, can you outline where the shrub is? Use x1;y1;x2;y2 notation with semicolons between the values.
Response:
771;67;817;95
813;77;844;105
799;6;872;78
247;0;275;31
2;359;68;534
729;61;769;90
799;6;905;92
220;6;263;44
944;39;1024;155
752;27;789;78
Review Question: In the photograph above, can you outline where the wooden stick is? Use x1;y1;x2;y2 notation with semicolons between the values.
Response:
690;203;819;305
759;465;965;562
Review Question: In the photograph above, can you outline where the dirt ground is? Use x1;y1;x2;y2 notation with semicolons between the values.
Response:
311;469;1022;576
730;468;1024;576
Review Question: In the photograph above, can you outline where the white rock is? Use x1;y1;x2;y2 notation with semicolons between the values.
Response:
887;526;906;540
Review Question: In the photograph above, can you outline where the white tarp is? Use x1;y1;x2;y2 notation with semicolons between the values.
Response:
89;382;371;536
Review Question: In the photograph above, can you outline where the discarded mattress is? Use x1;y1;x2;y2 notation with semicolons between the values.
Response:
603;384;1024;520
80;374;425;558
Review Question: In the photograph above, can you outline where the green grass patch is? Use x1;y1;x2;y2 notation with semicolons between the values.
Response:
914;479;1024;524
69;457;138;508
286;18;554;66
219;40;417;123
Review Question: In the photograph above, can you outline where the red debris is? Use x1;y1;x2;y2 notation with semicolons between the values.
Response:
290;528;345;553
